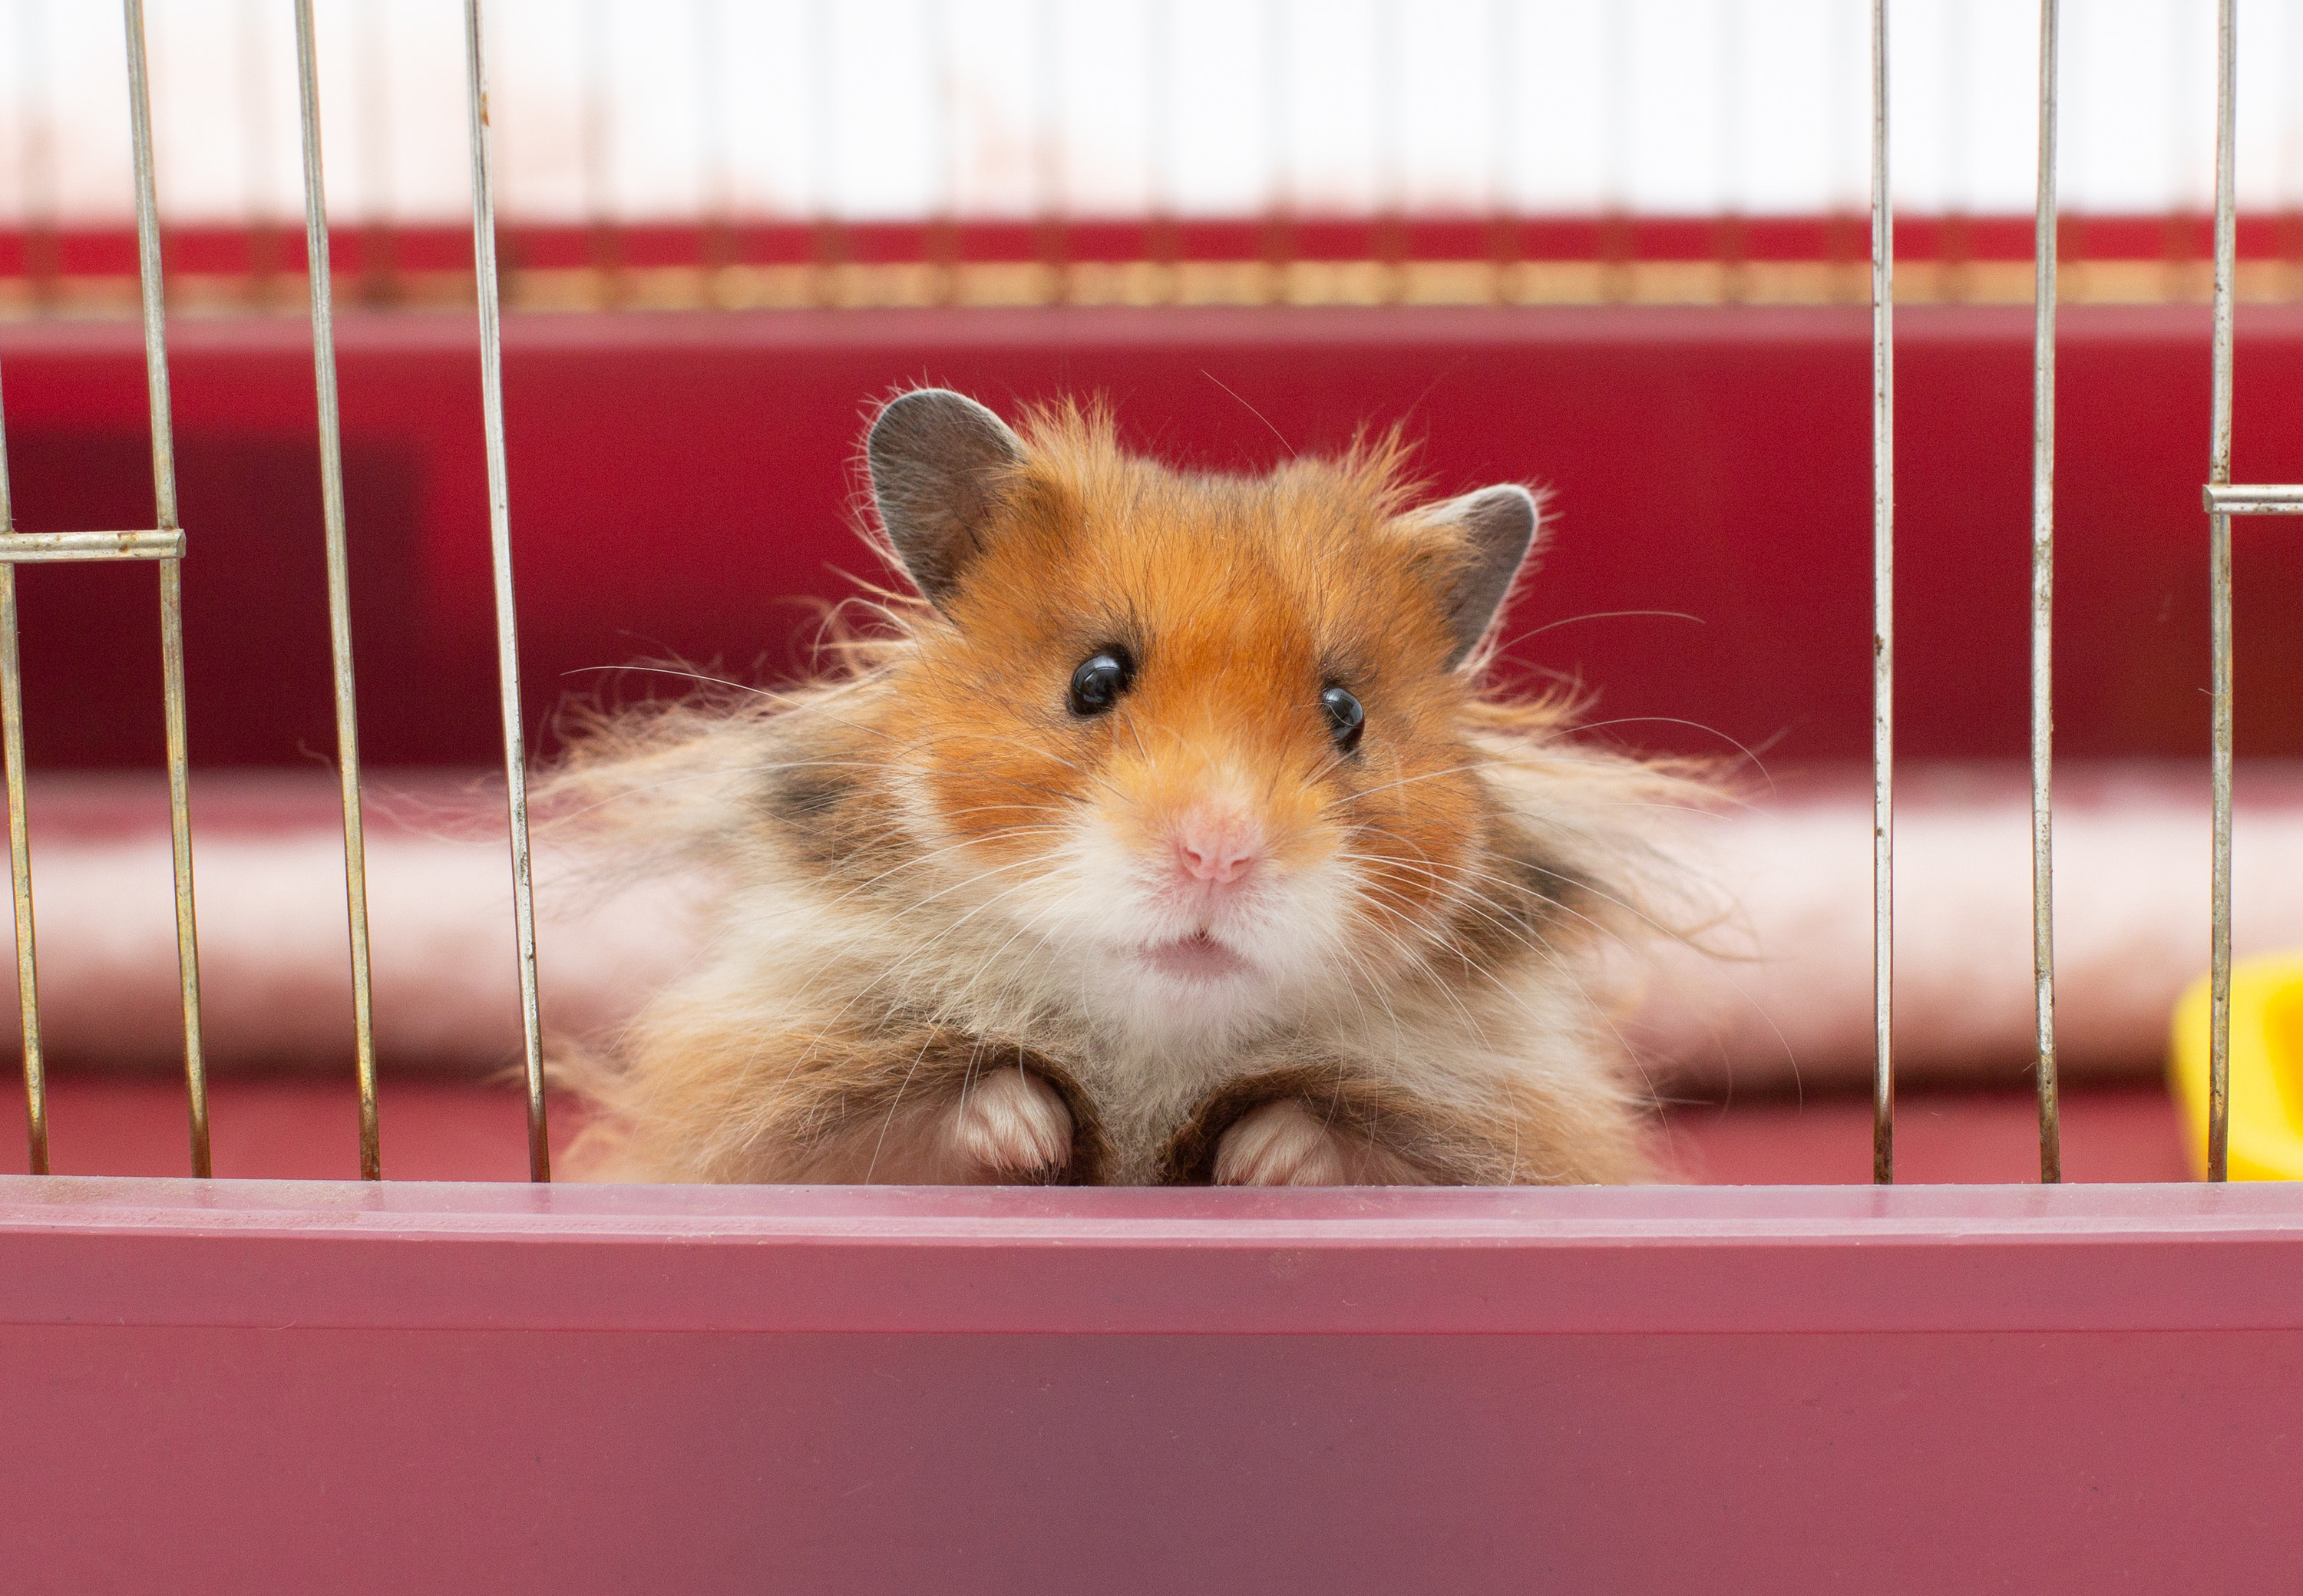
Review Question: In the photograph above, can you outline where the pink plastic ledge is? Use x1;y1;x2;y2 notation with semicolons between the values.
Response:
5;1176;2303;1333
4;1178;2301;1593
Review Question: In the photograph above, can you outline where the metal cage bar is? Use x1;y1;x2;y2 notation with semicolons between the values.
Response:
2200;0;2303;1183
2;3;210;1170
294;0;382;1182
2031;0;2061;1184
2;1;2285;1200
0;357;39;1176
464;0;552;1182
125;0;212;1179
2207;0;2239;1184
0;530;186;561
1870;0;1895;1185
0;3;212;1178
2206;485;2303;514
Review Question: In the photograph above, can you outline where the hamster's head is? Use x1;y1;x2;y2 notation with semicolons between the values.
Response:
853;388;1547;1052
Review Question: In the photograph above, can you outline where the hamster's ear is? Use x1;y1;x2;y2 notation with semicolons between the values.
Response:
1419;484;1542;670
867;388;1026;610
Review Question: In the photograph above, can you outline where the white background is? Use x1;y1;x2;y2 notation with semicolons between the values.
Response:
2;0;2299;226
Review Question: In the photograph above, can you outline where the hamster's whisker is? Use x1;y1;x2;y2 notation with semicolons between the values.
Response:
1568;715;1778;788
779;866;1062;1089
1338;890;1487;1046
1299;748;1353;791
1518;871;1799;1077
941;891;1080;1043
1348;871;1644;1104
1351;851;1617;973
1373;843;1790;1090
1319;917;1418;1068
1357;872;1581;1022
1315;761;1496;812
1341;855;1584;1016
795;828;1072;924
1323;749;1695;814
919;730;1131;805
544;758;910;826
795;851;1063;996
1492;609;1707;649
861;1028;945;1184
1115;701;1154;765
562;662;782;698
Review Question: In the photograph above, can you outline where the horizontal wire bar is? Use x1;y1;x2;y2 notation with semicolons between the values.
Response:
2205;484;2303;514
0;529;186;563
25;254;2303;317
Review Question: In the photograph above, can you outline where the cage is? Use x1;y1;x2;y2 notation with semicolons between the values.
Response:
2;1;2302;1589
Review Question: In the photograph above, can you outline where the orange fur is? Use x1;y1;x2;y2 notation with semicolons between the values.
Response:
546;396;1709;1186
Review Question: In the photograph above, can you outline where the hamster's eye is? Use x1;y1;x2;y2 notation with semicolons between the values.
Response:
1068;649;1134;717
1321;686;1365;753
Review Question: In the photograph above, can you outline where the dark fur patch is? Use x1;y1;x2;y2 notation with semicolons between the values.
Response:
758;734;917;885
1444;816;1598;970
767;763;854;824
762;758;863;874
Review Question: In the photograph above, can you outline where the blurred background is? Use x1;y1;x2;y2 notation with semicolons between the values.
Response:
1;0;2300;1181
5;0;2303;766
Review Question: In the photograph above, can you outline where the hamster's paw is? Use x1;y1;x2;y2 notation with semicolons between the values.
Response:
950;1066;1073;1183
1212;1099;1351;1186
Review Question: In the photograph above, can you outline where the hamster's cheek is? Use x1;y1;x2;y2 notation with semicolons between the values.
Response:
1233;864;1363;983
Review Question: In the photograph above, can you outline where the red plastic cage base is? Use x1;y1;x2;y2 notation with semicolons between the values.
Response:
2;1175;2297;1592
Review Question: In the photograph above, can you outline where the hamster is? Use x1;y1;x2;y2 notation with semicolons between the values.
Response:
548;389;1699;1186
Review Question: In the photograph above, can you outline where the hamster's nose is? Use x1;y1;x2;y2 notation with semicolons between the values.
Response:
1175;804;1261;887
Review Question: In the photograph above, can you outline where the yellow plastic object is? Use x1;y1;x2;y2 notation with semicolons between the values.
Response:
2170;953;2303;1180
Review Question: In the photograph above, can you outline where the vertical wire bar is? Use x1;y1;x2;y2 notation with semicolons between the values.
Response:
2032;0;2061;1183
2206;0;2239;1183
1870;0;1895;1185
294;0;380;1182
464;0;550;1183
125;0;210;1179
0;359;42;1176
